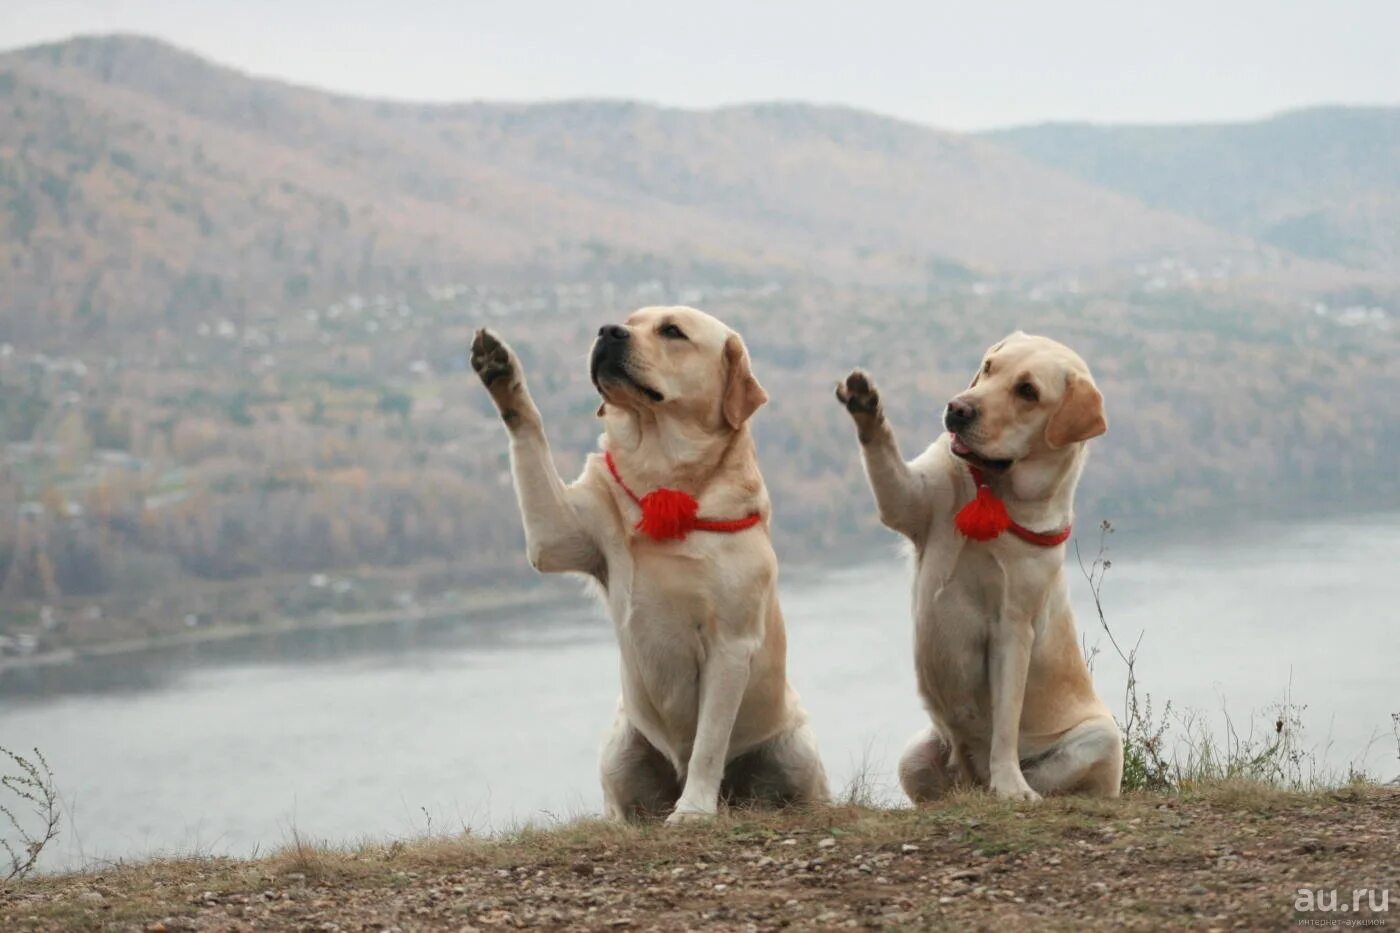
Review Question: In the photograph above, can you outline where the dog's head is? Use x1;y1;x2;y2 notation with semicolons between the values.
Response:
590;306;767;432
944;332;1106;473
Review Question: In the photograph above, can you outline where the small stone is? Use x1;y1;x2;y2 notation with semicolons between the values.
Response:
1187;884;1209;896
900;843;919;853
817;837;836;849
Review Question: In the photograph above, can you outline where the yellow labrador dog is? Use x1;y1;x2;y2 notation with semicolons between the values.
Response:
837;332;1122;801
472;307;829;822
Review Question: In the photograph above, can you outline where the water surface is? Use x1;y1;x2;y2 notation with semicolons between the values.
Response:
1;514;1395;870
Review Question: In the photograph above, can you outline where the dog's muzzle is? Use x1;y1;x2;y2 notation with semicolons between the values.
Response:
590;325;631;387
590;325;662;401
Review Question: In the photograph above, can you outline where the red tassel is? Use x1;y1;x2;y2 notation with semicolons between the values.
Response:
955;483;1012;541
636;487;700;541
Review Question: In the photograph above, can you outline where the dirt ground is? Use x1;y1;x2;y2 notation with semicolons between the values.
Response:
3;783;1396;931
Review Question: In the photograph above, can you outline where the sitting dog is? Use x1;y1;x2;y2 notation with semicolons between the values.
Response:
837;332;1122;800
472;307;829;822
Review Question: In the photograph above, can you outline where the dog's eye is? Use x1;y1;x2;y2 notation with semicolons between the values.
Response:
1015;382;1039;402
659;323;687;340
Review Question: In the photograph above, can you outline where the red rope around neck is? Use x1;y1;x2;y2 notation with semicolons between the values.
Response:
604;451;762;541
955;464;1072;547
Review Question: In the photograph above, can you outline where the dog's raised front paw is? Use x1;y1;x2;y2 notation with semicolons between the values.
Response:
471;328;517;389
836;369;885;442
835;369;881;417
471;328;534;425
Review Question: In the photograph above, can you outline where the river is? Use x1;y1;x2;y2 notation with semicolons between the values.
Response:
1;514;1396;871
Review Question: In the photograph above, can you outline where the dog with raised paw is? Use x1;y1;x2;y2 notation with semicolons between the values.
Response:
837;332;1122;801
472;307;829;823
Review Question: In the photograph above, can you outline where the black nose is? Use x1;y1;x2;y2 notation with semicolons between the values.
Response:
598;324;629;342
944;397;977;433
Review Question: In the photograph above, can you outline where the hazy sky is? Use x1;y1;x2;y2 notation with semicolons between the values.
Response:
2;0;1396;130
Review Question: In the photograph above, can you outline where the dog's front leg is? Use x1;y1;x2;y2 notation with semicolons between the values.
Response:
471;329;602;576
836;370;930;540
987;605;1041;801
667;640;755;824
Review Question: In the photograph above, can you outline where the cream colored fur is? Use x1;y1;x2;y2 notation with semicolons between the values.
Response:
838;332;1123;801
472;307;829;823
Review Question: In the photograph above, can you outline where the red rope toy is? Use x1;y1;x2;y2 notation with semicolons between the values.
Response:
955;464;1071;547
604;451;762;541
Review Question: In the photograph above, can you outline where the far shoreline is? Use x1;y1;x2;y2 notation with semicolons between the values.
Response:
0;586;573;677
3;504;1397;676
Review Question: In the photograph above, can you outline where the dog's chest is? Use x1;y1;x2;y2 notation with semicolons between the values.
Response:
603;537;773;755
912;546;1004;725
601;551;714;759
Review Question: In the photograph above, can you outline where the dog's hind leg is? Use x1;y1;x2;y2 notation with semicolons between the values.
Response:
599;708;681;821
721;722;830;810
898;725;969;803
1021;716;1123;798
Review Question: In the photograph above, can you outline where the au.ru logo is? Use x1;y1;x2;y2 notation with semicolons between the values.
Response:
1295;887;1390;915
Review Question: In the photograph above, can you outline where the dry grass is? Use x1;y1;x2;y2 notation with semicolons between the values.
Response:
4;781;1395;931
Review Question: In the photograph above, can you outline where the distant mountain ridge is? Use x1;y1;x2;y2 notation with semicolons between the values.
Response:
0;35;1391;329
986;106;1400;273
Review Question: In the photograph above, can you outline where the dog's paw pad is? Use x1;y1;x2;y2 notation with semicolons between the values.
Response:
471;329;515;388
836;370;880;415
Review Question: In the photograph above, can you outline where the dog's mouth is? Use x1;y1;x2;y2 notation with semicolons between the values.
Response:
950;434;1013;472
591;357;664;403
610;373;664;403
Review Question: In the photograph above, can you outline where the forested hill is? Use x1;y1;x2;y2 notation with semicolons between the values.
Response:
986;106;1400;273
0;33;1314;333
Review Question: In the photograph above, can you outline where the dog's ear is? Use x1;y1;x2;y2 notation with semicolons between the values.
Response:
1045;372;1107;448
722;333;768;430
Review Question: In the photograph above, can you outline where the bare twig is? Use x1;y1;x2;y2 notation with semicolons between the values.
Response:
1075;521;1172;791
1;745;60;884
